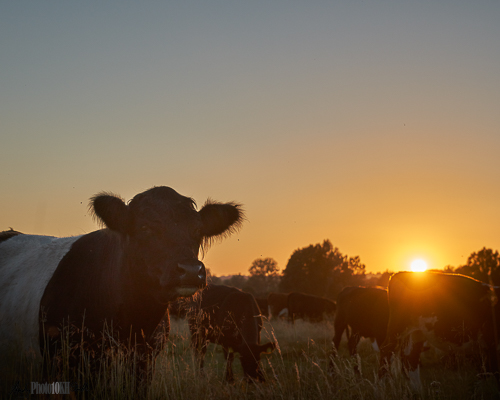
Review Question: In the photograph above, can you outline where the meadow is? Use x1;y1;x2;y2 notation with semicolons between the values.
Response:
2;317;499;399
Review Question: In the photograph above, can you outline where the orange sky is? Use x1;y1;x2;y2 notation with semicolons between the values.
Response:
1;2;499;275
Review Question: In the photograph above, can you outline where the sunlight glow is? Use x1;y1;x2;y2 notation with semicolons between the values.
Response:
410;259;428;272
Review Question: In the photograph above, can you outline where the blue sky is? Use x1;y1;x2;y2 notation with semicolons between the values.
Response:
1;1;499;274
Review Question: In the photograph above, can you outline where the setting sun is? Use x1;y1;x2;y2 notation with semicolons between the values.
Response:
410;259;428;272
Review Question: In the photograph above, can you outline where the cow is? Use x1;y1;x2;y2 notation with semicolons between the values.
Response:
287;292;336;323
255;298;269;319
379;271;499;390
0;186;243;380
332;286;389;357
188;284;275;382
267;292;289;320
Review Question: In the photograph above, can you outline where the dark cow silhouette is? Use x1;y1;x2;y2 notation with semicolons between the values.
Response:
287;292;336;323
379;271;499;390
267;292;289;319
0;186;243;378
255;298;269;319
188;284;275;382
332;286;389;357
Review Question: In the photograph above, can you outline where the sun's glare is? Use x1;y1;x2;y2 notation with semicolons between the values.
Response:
410;259;428;272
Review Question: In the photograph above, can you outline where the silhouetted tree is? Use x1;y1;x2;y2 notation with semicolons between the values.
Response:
454;247;500;285
248;258;279;277
279;239;365;299
327;254;366;299
244;258;280;298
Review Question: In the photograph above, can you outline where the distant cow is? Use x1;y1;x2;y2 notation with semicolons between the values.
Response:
379;271;499;390
267;292;289;319
287;292;336;323
188;284;275;382
255;298;269;319
332;286;389;356
0;186;243;378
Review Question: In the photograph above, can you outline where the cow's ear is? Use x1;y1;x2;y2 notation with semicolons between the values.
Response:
90;192;131;233
199;200;244;240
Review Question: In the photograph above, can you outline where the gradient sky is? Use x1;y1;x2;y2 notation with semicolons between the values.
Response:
1;1;499;276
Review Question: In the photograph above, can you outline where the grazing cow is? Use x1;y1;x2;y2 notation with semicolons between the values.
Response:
188;284;275;382
287;292;336;323
255;298;269;319
379;271;499;390
0;186;243;378
332;286;389;357
267;292;289;319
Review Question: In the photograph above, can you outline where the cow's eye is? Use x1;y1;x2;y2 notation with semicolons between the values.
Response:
140;225;153;235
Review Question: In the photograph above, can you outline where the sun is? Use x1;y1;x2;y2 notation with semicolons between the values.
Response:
410;259;428;272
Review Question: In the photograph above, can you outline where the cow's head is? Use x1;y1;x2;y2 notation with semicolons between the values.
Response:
90;186;243;303
238;341;276;382
217;293;276;381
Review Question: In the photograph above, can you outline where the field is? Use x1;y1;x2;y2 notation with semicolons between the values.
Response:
3;317;499;399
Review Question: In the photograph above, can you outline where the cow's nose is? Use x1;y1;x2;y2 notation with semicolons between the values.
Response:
177;261;206;285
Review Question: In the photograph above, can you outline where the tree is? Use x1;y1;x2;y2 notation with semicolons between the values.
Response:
248;258;279;278
279;239;365;299
244;258;280;298
326;254;366;299
454;247;500;285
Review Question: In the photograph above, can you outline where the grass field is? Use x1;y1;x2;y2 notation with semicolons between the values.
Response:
2;317;499;399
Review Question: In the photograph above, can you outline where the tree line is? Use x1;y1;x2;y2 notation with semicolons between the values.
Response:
210;239;500;301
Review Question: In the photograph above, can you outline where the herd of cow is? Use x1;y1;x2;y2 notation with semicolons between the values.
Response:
0;186;499;394
247;275;500;391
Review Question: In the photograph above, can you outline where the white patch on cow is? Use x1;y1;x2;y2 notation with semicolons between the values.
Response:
408;366;422;392
0;234;81;366
403;333;415;356
413;315;476;358
278;307;288;318
398;313;481;385
401;316;436;356
371;338;380;353
418;315;438;331
176;287;199;297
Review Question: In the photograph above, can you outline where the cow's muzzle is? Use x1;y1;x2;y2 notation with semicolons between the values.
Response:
175;260;206;296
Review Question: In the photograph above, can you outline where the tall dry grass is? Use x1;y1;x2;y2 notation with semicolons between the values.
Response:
2;316;499;399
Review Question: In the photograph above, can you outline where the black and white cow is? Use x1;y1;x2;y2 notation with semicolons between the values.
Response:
0;186;243;377
379;271;499;390
332;286;389;357
188;284;275;382
267;292;289;320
